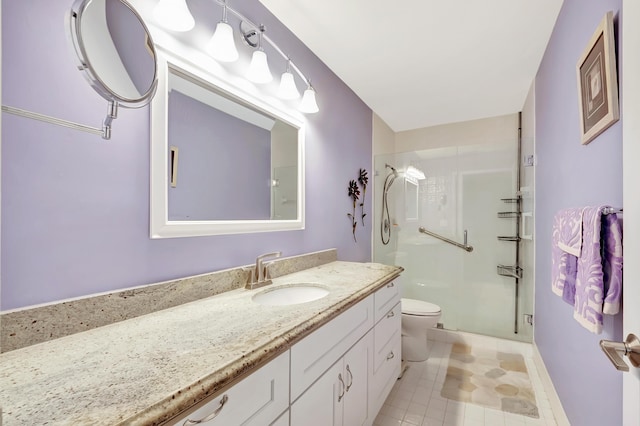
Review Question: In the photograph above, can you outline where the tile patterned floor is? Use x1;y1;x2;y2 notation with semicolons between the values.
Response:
374;339;558;426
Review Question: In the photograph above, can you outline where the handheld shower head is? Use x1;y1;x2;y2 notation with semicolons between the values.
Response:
385;163;398;177
381;163;399;245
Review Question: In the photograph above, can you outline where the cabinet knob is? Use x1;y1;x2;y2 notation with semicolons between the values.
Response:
386;310;395;318
345;365;353;392
386;351;395;361
183;394;228;425
386;282;395;288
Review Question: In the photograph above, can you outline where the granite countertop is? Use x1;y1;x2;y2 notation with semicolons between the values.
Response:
0;261;402;425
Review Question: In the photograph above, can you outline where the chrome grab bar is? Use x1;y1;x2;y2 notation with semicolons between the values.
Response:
418;227;474;253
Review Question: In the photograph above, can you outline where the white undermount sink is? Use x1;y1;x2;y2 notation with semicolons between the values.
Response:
252;284;329;306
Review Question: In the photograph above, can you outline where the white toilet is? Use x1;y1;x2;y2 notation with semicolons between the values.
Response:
401;298;442;361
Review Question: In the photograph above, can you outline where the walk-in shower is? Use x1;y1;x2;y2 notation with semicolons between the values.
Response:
373;124;533;342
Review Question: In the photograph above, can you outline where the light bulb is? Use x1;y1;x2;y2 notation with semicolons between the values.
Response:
277;72;300;100
246;50;272;84
208;21;238;62
153;0;195;32
300;87;319;113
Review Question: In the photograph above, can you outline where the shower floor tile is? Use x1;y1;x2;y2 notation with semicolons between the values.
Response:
374;340;558;426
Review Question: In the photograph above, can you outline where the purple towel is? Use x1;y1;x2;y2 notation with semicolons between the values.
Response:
602;213;623;315
572;206;623;334
551;208;583;304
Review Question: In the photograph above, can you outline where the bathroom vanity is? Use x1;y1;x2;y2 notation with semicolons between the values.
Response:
0;260;402;425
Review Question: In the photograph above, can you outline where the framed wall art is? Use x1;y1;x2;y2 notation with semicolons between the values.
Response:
576;11;619;145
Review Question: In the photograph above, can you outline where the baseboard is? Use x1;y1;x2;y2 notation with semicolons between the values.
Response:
532;344;571;426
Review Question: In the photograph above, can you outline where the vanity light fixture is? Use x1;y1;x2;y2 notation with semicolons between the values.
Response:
277;60;300;100
152;0;319;113
207;1;238;62
299;84;319;114
153;0;195;32
245;26;273;84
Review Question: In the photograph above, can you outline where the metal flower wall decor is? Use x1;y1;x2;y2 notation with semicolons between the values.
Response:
358;168;368;225
347;168;368;242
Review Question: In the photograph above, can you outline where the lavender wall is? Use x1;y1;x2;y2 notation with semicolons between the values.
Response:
1;0;373;310
535;0;623;424
167;91;271;221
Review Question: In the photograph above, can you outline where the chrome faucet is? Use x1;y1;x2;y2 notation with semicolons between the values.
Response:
247;251;282;289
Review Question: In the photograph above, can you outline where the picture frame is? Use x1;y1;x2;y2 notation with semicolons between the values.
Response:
576;11;619;145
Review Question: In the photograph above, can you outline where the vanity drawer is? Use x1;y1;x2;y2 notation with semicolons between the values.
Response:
290;294;374;401
369;331;401;420
373;301;401;373
169;351;289;426
374;280;400;324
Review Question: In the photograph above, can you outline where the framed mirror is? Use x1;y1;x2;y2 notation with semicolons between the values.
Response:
150;52;305;238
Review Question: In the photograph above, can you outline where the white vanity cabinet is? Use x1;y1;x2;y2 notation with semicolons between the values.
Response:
271;410;290;426
290;331;373;426
289;280;401;426
168;351;290;426
289;294;374;426
369;281;402;420
289;294;375;401
168;280;401;426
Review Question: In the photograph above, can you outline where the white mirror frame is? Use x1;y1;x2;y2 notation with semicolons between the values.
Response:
150;49;305;238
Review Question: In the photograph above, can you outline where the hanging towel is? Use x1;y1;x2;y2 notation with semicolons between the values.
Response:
557;208;584;256
602;213;623;315
551;208;584;304
573;206;623;334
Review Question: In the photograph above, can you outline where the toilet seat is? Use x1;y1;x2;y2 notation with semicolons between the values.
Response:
401;298;441;316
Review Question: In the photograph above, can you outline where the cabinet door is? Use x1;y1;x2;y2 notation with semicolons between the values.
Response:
290;361;343;426
271;410;289;426
343;332;373;426
290;294;374;401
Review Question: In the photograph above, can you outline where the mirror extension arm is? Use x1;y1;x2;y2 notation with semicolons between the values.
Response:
2;101;118;140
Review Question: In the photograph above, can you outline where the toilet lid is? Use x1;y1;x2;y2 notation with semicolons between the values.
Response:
401;298;441;316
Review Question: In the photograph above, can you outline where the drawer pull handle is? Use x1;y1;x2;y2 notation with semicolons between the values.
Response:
387;351;395;361
338;373;346;402
183;394;228;425
386;282;395;288
345;365;353;392
386;311;395;318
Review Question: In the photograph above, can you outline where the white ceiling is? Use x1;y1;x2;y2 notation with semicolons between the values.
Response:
259;0;564;132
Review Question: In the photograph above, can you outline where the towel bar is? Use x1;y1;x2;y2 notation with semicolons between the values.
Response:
602;207;623;215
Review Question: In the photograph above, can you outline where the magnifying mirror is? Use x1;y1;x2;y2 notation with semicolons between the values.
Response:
2;0;158;139
68;0;158;108
67;0;158;138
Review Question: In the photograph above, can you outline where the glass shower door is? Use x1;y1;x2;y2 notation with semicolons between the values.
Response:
373;143;533;343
